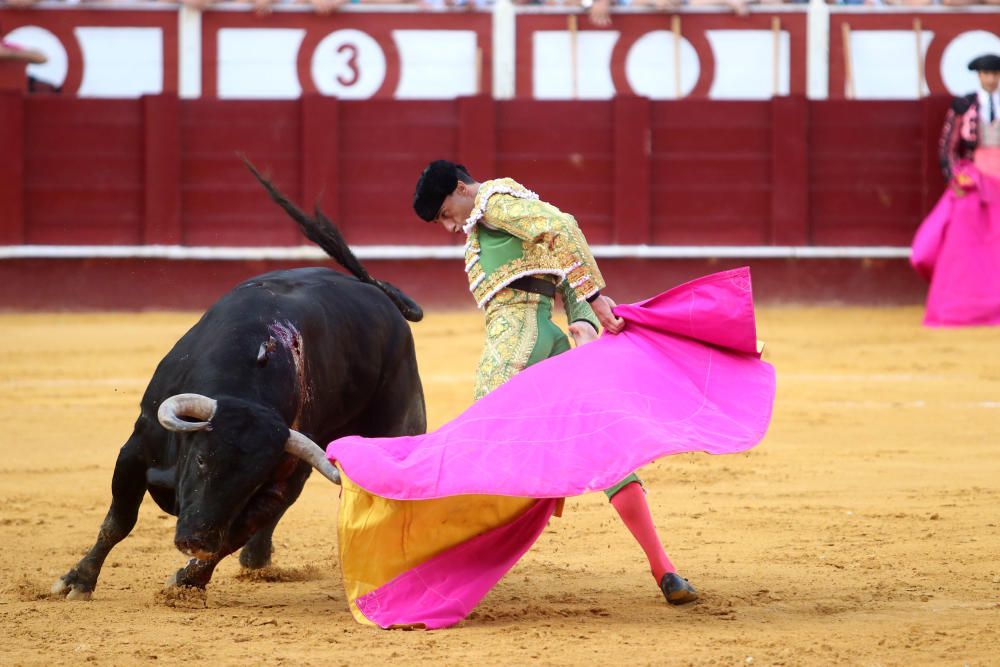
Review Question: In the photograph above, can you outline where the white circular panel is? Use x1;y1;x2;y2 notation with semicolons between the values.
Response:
625;31;700;100
3;26;68;88
311;29;386;99
940;30;1000;96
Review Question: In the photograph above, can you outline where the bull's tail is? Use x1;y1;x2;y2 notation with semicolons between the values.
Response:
242;156;423;322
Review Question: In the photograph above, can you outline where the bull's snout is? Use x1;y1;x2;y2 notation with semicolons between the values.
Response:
174;532;222;562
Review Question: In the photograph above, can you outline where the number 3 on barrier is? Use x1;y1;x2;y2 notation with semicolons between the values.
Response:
336;43;359;87
311;29;387;99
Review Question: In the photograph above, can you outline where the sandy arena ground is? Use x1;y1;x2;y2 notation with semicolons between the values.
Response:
1;305;999;666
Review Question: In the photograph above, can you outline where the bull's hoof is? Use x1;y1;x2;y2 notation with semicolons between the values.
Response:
164;569;206;589
660;572;699;605
166;559;213;590
51;575;94;601
66;587;93;601
238;546;273;570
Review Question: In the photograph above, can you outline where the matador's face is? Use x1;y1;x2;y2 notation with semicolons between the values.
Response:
434;181;478;234
979;71;1000;94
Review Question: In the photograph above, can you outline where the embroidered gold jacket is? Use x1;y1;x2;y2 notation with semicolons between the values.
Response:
463;178;606;309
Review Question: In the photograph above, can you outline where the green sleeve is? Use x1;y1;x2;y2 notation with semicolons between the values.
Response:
559;279;600;333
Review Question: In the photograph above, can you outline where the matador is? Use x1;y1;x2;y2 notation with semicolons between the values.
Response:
413;160;698;605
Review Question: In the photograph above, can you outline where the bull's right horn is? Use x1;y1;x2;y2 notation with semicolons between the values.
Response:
285;430;341;485
158;393;218;432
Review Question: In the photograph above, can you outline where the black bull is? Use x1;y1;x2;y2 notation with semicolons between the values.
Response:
52;164;426;599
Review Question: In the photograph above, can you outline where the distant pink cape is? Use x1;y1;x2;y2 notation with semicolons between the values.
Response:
911;164;1000;327
327;267;776;629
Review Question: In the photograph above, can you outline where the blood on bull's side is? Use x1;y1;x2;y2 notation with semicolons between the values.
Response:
52;160;426;600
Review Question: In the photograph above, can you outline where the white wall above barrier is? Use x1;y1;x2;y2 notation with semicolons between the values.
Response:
392;30;480;99
217;28;303;99
1;4;997;100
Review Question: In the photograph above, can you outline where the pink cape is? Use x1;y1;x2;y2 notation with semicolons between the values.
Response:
327;267;776;629
911;164;1000;327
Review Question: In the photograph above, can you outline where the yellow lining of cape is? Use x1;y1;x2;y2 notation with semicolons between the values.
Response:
336;466;538;626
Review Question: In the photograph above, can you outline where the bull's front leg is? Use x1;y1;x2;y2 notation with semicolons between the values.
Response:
52;437;147;600
238;506;288;570
238;462;310;570
168;556;224;589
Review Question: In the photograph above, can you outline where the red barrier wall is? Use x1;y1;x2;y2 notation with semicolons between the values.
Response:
0;94;946;309
0;94;951;248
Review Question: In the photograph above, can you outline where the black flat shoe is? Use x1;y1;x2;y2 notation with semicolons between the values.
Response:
660;572;699;605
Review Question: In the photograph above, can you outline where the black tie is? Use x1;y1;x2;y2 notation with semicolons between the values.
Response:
990;94;996;123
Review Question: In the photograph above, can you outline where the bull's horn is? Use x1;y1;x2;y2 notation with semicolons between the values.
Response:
157;393;218;432
285;430;341;485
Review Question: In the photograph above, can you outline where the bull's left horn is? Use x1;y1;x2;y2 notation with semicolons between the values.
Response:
285;430;341;485
158;393;218;432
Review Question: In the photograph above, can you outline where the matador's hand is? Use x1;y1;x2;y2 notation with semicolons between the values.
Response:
590;295;625;334
569;322;599;347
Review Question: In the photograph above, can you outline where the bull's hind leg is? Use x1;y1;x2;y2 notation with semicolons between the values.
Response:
53;436;147;600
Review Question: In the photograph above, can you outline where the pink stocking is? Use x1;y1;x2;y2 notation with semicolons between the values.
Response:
609;482;676;583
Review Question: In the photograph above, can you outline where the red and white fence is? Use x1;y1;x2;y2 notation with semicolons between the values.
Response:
1;4;996;307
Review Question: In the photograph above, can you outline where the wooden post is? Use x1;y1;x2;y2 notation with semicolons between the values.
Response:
672;15;682;99
772;16;782;97
142;94;182;245
770;95;810;245
301;94;340;236
914;18;925;99
475;46;483;96
0;92;26;244
841;22;855;100
568;14;579;100
612;96;652;244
